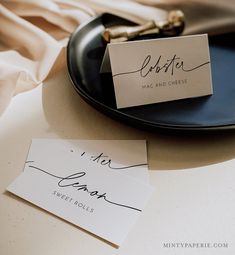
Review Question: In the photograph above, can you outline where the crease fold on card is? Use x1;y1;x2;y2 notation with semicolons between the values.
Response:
100;34;213;109
6;139;154;246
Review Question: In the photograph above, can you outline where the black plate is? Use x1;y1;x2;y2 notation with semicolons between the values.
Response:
67;13;235;132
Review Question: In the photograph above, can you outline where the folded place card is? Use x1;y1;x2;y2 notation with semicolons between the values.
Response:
101;34;213;109
7;139;153;246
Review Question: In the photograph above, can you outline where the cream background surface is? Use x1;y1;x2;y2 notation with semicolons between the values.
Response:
1;1;235;254
1;67;235;254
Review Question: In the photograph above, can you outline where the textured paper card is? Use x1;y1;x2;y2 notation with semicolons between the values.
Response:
105;34;213;108
22;139;149;182
7;139;153;246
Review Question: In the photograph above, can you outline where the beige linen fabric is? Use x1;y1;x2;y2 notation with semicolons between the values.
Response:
0;0;234;115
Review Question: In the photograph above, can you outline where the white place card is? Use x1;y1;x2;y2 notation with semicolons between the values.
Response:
101;34;213;109
23;139;149;182
7;139;153;246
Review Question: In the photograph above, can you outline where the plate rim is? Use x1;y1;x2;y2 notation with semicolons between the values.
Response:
67;13;235;132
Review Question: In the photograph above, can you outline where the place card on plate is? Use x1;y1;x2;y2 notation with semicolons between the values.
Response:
7;139;153;246
101;34;213;108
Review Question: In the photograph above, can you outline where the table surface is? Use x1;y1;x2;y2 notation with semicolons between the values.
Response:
1;65;235;255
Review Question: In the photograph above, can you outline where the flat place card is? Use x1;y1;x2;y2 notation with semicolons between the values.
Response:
7;139;153;246
101;34;213;108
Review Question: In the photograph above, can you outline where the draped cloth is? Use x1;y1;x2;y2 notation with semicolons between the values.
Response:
0;0;235;115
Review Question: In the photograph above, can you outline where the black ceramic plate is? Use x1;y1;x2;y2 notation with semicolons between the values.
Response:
67;13;235;132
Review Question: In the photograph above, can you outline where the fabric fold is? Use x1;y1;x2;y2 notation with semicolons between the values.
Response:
0;3;63;114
